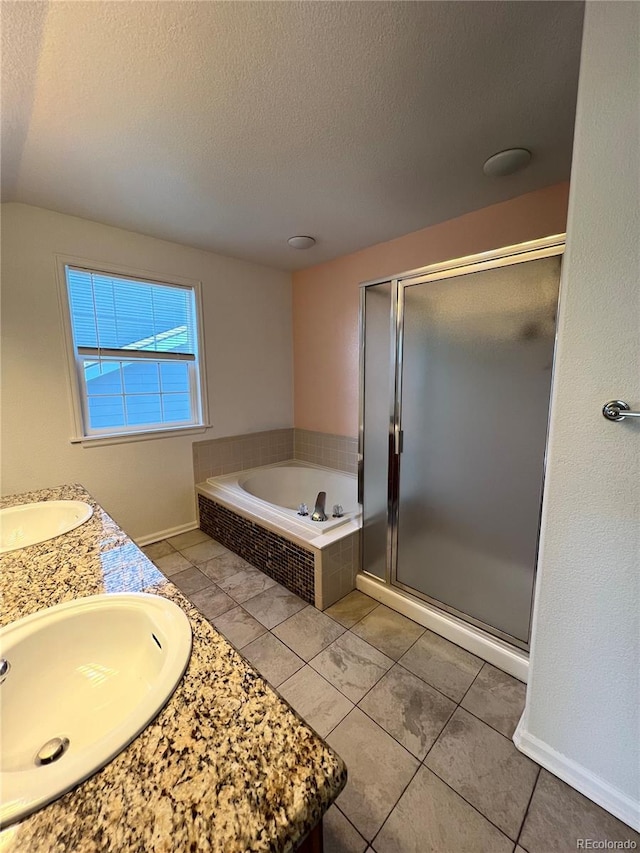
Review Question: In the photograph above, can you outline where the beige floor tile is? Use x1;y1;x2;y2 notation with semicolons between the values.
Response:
170;566;211;596
166;529;211;550
154;551;194;576
273;606;345;661
325;591;379;629
278;666;353;737
425;707;538;840
179;539;228;565
373;766;513;853
217;567;277;603
241;632;304;687
323;805;367;853
188;584;235;621
310;631;393;703
142;540;175;560
211;605;266;649
351;605;424;660
460;662;526;738
399;629;483;702
200;552;256;584
327;708;419;841
242;583;307;628
519;769;640;852
359;664;455;760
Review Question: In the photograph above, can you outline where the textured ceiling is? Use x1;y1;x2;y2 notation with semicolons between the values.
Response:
1;1;584;270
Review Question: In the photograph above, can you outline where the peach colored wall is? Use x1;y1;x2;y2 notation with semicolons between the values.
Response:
292;182;570;437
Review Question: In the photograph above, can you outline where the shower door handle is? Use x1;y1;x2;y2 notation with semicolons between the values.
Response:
394;429;404;455
602;400;640;422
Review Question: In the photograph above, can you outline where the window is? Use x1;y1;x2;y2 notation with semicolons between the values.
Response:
61;262;207;441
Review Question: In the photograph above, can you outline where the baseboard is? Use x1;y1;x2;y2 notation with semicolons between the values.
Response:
356;573;529;683
513;719;640;831
135;521;199;547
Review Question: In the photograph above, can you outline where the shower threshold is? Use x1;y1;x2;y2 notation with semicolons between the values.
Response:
356;573;529;683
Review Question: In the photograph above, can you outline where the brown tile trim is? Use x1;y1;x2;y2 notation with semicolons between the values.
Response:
198;494;315;605
193;428;294;482
293;429;358;474
193;427;359;483
319;531;359;609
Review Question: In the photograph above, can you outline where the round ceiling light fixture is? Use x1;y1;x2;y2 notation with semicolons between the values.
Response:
483;148;532;177
287;235;316;250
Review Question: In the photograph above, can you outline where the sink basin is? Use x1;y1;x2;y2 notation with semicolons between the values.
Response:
0;593;192;827
0;501;94;553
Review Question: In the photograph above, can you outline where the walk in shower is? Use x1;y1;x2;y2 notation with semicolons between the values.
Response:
358;236;564;672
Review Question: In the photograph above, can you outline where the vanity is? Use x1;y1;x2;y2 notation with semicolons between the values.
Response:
0;484;346;852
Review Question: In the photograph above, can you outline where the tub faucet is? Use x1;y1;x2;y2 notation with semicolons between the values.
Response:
311;491;327;522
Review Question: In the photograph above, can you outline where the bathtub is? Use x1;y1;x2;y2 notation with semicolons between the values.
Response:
239;464;357;528
203;461;359;537
197;461;361;610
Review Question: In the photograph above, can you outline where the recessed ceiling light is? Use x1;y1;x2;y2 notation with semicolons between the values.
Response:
483;148;532;177
287;235;316;250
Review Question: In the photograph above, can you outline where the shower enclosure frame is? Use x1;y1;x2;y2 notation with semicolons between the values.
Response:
358;234;565;669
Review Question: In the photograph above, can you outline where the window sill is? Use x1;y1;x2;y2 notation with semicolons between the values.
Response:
70;425;211;448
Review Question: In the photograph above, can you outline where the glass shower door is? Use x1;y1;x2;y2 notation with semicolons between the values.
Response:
394;255;561;645
361;282;394;580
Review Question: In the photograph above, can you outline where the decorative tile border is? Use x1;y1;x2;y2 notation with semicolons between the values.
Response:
193;428;359;483
198;494;315;604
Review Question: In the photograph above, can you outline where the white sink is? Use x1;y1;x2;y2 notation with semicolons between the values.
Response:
0;593;192;827
0;501;94;553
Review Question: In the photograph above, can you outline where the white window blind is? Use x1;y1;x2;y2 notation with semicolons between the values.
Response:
64;265;205;437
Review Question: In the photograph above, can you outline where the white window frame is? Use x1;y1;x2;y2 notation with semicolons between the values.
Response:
56;254;210;446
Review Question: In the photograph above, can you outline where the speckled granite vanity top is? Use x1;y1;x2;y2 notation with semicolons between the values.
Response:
0;485;346;852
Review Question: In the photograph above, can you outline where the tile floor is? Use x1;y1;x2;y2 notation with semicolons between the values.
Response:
144;530;640;853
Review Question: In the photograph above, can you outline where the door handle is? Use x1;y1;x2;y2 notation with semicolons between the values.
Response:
602;400;640;422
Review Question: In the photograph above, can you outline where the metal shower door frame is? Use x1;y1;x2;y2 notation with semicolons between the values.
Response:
359;234;566;651
358;278;399;584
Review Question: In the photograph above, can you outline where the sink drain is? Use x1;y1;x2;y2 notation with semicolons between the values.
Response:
35;737;69;766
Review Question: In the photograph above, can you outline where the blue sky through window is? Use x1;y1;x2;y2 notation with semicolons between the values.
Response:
66;267;200;432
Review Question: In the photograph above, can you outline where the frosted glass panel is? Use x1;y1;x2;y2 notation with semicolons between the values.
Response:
362;283;393;579
396;256;560;642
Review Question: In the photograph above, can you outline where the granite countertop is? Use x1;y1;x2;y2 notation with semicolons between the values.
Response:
0;485;346;852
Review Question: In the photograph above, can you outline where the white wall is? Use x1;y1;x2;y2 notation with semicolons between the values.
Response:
516;2;640;830
0;203;293;540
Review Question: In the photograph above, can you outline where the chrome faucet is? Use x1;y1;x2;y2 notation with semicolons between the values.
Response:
311;491;328;522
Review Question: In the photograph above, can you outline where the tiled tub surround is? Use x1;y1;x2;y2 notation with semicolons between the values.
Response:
294;429;359;475
141;533;640;853
193;428;294;483
193;428;358;483
0;485;346;853
198;494;317;604
197;462;361;610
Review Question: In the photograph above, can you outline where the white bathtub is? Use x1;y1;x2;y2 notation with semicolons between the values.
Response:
240;465;356;517
197;460;361;609
203;461;360;539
